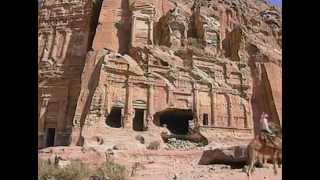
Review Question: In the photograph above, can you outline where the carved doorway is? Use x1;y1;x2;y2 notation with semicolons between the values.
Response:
106;107;123;128
203;113;209;126
46;128;55;147
133;109;145;131
133;100;147;131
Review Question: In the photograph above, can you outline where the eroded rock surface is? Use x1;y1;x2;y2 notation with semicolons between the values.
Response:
38;0;282;153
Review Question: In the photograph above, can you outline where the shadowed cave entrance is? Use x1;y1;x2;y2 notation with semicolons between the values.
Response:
155;108;193;135
106;107;122;128
46;128;55;147
133;109;145;131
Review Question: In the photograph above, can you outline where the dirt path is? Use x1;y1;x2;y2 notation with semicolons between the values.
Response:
39;147;282;180
112;149;281;180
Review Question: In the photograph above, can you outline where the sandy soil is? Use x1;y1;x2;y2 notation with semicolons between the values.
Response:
113;149;282;180
39;147;281;180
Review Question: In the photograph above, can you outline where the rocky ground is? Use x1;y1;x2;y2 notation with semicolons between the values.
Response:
39;141;281;180
39;127;280;180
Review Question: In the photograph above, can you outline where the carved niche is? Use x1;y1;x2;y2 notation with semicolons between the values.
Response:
130;1;156;48
229;95;248;129
215;93;231;127
39;32;54;62
194;10;220;49
52;29;71;62
45;101;59;124
157;5;189;48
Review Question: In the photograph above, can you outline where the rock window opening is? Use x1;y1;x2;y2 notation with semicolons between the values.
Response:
46;128;55;147
106;107;122;128
160;60;169;66
157;109;193;135
203;113;209;126
133;109;145;131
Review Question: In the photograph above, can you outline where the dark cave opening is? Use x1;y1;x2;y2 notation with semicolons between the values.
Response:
106;107;122;128
133;109;145;131
156;108;193;135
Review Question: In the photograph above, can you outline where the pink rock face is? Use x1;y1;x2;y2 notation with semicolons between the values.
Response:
262;63;282;126
38;0;94;149
38;146;107;168
92;0;130;53
38;0;281;150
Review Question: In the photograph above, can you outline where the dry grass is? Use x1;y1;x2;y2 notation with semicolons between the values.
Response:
39;159;127;180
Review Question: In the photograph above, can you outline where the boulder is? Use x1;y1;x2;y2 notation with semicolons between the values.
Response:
113;144;128;150
135;135;145;144
198;145;247;166
147;141;160;150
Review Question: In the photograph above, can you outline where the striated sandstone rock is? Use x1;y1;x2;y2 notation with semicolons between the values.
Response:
38;0;281;149
156;3;189;48
38;0;97;149
198;145;248;165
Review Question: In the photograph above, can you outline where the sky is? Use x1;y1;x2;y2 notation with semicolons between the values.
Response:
37;0;282;8
269;0;282;6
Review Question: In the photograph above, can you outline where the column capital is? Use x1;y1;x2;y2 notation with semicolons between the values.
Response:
192;81;199;90
147;82;155;88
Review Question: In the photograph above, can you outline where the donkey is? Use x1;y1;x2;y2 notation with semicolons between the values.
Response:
246;131;282;178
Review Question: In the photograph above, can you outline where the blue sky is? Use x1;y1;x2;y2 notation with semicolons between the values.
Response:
269;0;282;6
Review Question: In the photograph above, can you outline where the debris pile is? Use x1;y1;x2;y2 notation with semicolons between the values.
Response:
165;138;204;150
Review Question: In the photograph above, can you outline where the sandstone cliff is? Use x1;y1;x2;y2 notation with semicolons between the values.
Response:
38;0;281;148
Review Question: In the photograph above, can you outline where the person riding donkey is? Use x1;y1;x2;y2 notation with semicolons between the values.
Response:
260;112;277;145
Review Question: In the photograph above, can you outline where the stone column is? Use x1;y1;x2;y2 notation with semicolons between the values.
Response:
121;108;125;128
131;15;136;47
167;86;174;107
124;80;133;129
147;83;155;128
41;32;53;61
39;98;49;132
193;83;200;126
149;19;154;44
38;98;49;148
51;31;59;60
143;110;147;130
57;99;67;131
94;87;106;127
210;89;216;126
56;98;68;145
38;33;45;61
104;84;111;118
243;105;249;129
245;99;252;129
228;97;234;128
48;31;56;59
60;29;72;60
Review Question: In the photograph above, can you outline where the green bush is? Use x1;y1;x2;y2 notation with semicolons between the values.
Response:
39;159;127;180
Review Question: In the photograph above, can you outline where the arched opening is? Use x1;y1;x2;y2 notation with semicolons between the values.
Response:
154;108;193;135
106;107;123;128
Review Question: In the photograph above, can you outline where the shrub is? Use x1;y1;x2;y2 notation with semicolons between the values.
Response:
92;161;128;180
39;159;90;180
39;159;127;180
